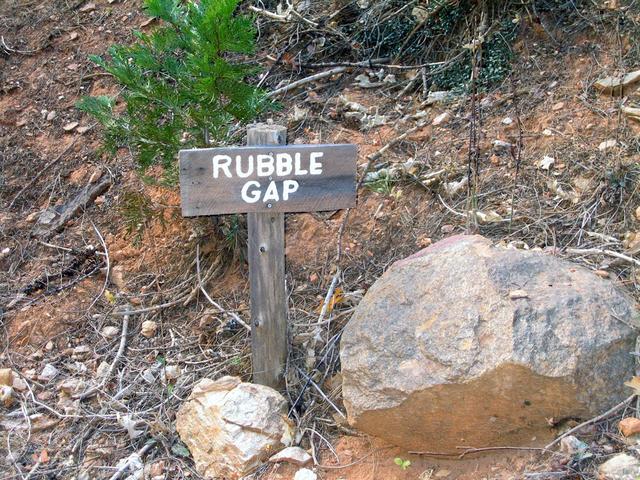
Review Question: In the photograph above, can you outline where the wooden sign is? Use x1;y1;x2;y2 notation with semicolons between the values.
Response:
179;144;357;216
179;124;357;389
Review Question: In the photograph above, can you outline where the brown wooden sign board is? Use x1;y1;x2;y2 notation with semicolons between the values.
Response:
179;144;357;216
179;127;357;389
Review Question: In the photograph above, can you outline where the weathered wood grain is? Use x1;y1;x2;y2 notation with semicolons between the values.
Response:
179;143;357;216
247;124;288;389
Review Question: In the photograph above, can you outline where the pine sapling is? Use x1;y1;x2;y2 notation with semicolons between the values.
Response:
77;0;269;180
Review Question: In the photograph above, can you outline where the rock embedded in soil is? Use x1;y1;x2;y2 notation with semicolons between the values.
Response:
268;446;312;466
598;453;640;480
38;363;59;382
0;368;13;386
176;376;294;480
599;139;618;151
559;435;588;456
101;325;119;339
622;106;640;123
594;70;640;96
293;469;317;480
63;121;79;132
340;235;638;451
0;386;14;407
140;320;157;338
432;112;451;127
619;418;640;437
163;365;181;381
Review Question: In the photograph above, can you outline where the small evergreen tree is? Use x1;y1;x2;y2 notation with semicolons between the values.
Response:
78;0;267;178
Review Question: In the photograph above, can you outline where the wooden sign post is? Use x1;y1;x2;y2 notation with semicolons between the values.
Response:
179;124;357;388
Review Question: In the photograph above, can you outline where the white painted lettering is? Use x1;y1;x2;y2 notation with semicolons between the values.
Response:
263;181;280;202
212;155;232;178
294;153;308;175
276;153;293;176
241;180;261;203
309;152;323;175
282;180;299;200
257;154;275;177
236;155;254;178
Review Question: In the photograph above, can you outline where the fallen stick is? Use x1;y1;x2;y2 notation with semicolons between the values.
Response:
267;67;347;98
34;175;112;239
75;312;130;400
544;394;636;450
457;445;547;458
565;247;640;268
1;35;39;55
112;296;189;316
108;440;156;480
87;222;110;311
296;367;346;419
317;269;341;326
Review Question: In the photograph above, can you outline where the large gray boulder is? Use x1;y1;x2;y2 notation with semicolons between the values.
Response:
340;235;638;451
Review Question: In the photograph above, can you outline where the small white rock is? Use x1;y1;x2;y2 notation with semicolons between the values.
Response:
96;361;110;379
164;365;181;381
39;363;59;382
141;320;158;338
294;468;317;480
269;446;312;466
102;326;120;339
72;345;92;360
559;435;588;455
12;376;28;392
502;117;513;125
598;452;640;479
46;110;57;121
0;385;14;406
538;156;555;170
58;378;86;395
63;121;79;132
424;91;452;105
599;139;618;152
432;112;451;127
493;140;513;152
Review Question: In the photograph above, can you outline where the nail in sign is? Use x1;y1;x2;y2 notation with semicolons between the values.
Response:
179;144;357;216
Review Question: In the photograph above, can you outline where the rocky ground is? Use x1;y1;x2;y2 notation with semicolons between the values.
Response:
2;0;640;479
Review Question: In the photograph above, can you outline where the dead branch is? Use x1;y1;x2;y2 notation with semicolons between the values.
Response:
108;440;156;480
34;175;112;239
566;247;640;267
267;67;347;98
1;35;39;55
87;222;110;311
75;312;130;400
544;394;636;450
